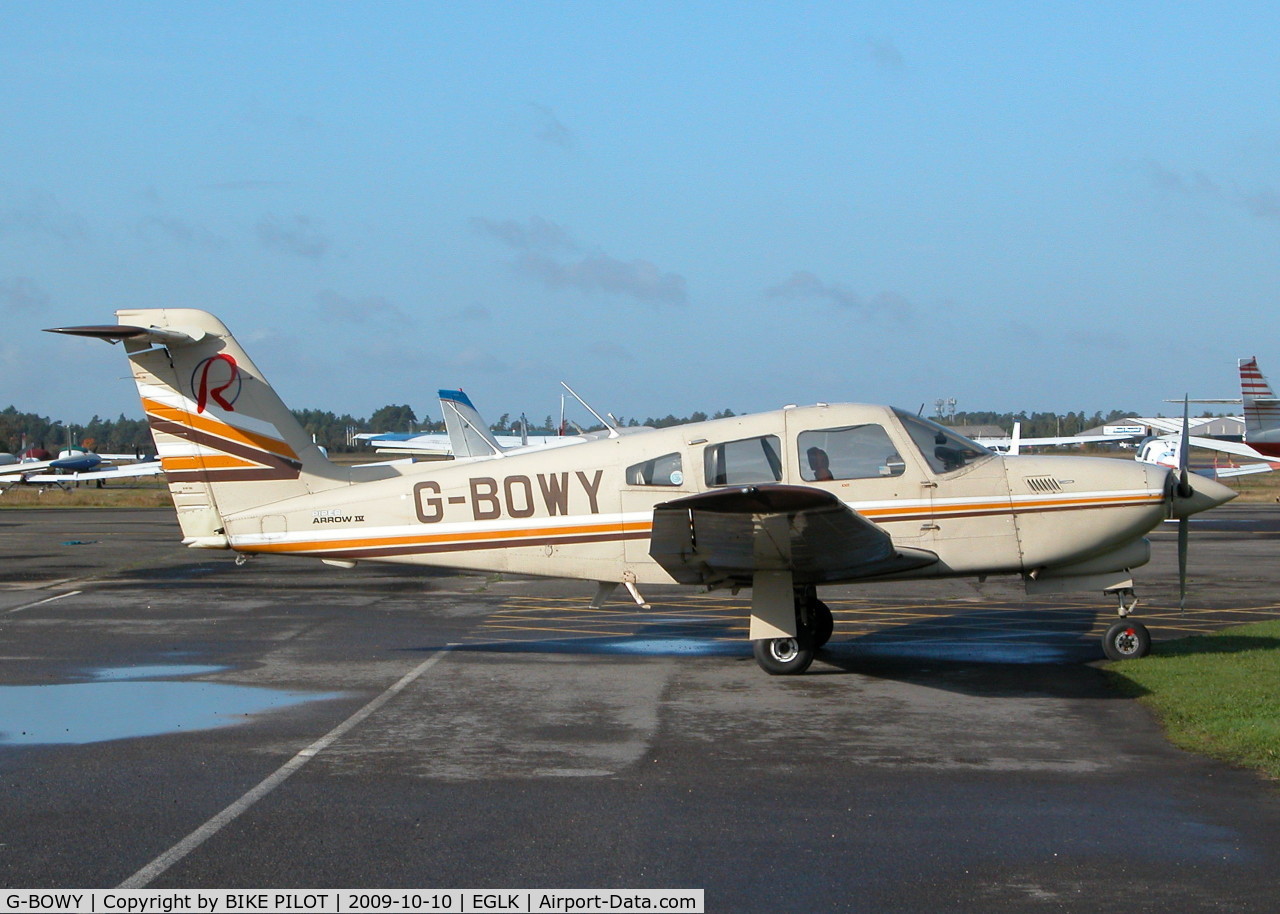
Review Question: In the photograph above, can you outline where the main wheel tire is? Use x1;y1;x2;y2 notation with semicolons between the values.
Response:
1102;620;1151;661
753;637;815;675
809;600;834;648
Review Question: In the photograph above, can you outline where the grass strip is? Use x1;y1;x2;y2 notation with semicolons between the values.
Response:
0;484;173;508
1105;619;1280;781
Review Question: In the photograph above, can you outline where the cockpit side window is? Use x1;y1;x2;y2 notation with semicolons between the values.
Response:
895;410;991;475
626;452;684;486
704;435;783;486
798;425;904;480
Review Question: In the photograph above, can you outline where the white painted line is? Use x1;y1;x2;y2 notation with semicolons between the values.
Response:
2;590;82;615
117;646;453;889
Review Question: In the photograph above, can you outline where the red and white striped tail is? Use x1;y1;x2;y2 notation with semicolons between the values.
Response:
1240;356;1280;437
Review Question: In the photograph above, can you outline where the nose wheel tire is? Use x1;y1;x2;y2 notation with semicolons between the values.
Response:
1102;620;1151;661
753;637;815;675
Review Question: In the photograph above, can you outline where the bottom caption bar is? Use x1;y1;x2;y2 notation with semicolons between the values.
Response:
1;891;704;914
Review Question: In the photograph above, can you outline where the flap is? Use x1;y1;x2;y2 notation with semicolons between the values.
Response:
648;484;938;587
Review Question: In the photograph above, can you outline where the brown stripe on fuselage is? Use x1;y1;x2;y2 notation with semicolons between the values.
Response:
147;416;302;476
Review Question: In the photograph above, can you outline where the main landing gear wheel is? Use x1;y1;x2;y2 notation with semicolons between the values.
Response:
753;637;815;675
809;599;834;648
1102;620;1151;661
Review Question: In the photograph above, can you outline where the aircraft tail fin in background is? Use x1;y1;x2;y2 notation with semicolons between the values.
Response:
438;389;505;458
46;310;353;547
1240;357;1280;441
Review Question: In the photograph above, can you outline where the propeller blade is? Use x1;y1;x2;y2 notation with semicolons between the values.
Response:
1177;394;1192;498
1177;395;1191;610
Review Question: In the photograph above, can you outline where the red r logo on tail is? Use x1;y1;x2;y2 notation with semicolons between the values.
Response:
192;354;241;413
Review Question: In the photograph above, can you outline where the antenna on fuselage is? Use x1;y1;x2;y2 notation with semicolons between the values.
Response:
560;381;619;438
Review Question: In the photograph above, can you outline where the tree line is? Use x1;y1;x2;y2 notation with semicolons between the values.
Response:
3;402;1171;457
0;404;443;456
0;406;155;456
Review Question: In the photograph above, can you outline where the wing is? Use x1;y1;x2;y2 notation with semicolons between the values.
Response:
0;459;57;477
1178;435;1268;460
355;432;453;458
648;484;938;588
1205;462;1280;479
20;461;164;483
976;433;1134;448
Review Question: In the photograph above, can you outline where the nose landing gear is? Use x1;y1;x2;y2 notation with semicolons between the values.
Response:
1102;587;1151;661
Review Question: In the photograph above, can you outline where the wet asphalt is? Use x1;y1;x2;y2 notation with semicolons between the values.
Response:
2;505;1280;911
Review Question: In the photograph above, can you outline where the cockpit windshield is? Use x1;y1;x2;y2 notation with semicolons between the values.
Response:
894;409;992;475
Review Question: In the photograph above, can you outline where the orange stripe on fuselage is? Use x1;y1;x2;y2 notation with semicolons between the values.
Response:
860;492;1161;522
160;454;262;472
248;520;642;555
142;398;299;460
239;491;1164;558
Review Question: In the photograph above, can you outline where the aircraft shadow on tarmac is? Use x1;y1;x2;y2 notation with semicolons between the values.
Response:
111;558;467;594
403;617;1126;704
429;605;1157;697
430;602;1280;699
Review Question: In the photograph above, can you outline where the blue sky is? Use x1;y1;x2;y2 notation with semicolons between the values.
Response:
4;2;1279;429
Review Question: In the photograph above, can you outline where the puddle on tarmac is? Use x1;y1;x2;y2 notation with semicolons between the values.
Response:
0;664;344;746
594;637;745;656
462;636;748;658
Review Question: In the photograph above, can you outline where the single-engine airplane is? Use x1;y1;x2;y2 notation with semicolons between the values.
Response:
1166;357;1280;464
1135;437;1280;480
0;446;163;490
355;385;641;460
48;310;1236;673
352;388;572;458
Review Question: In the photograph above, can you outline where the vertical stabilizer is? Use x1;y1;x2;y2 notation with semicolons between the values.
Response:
1240;357;1280;442
49;310;347;547
438;389;504;458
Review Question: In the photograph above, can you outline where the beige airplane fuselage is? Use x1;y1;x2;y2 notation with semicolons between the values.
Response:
46;309;1238;673
210;404;1171;592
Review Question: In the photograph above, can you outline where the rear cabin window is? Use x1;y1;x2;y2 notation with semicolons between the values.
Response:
704;435;783;486
798;425;905;481
626;452;684;486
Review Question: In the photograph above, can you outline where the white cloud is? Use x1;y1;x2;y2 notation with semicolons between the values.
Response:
475;216;687;306
0;276;51;312
529;102;574;149
766;271;912;322
314;289;407;325
257;214;330;259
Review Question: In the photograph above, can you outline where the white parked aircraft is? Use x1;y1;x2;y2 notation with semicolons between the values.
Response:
353;389;572;458
49;310;1235;672
0;446;162;490
355;386;639;460
1135;437;1280;480
1145;357;1280;474
974;421;1137;455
